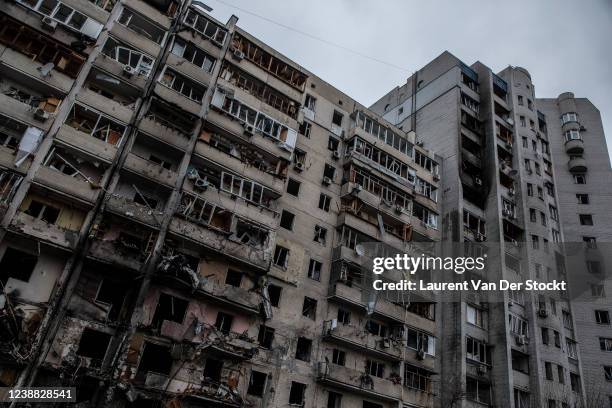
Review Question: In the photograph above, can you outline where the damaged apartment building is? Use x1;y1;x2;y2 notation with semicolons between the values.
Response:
0;1;610;408
0;1;441;407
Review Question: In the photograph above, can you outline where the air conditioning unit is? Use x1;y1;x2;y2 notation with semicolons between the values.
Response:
122;65;135;78
416;349;425;360
477;364;488;375
243;123;254;137
41;17;58;31
293;162;304;172
332;150;340;160
194;179;210;190
394;205;404;215
538;309;548;318
322;176;332;186
232;49;245;61
380;338;390;349
33;108;49;121
475;233;485;242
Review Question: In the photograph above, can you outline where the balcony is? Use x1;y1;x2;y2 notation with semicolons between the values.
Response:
34;166;100;203
108;20;162;59
565;139;584;155
153;82;203;116
329;282;436;332
88;238;144;271
194;141;285;194
76;88;135;124
123;153;178;188
182;182;277;229
0;92;54;132
55;125;118;163
206;109;293;162
568;157;587;173
199;278;261;315
317;361;401;402
105;194;164;228
323;321;403;362
10;211;78;249
168;216;270;272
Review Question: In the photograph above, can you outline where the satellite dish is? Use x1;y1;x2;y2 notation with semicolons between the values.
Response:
355;244;365;256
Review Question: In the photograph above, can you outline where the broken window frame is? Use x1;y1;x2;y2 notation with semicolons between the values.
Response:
183;8;227;46
412;202;438;229
295;337;312;362
314;225;327;245
15;0;103;38
118;7;166;44
302;297;317;320
347;136;415;184
247;370;267;396
415;177;438;202
24;198;61;224
0;15;85;78
102;37;155;77
231;32;307;91
159;66;207;102
65;103;127;145
273;245;289;269
466;336;490;364
257;325;274;349
178;193;232;233
43;146;97;183
87;0;115;11
220;171;274;209
407;327;436;356
222;62;299;119
347;166;412;209
171;37;215;73
214;89;297;148
0;169;23;205
354;110;414;157
214;311;234;334
307;259;322;281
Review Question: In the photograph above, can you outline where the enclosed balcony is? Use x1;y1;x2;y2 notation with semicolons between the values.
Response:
568;157;587;173
565;138;584;155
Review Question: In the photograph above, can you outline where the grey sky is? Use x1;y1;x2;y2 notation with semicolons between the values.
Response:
205;0;612;161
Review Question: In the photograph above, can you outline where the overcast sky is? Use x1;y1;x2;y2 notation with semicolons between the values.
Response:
205;0;612;161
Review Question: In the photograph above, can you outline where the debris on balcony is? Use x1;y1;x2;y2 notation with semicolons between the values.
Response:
157;253;200;288
0;15;86;77
231;32;307;91
220;62;299;119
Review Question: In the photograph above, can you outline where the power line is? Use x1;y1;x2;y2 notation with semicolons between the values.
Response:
209;0;412;73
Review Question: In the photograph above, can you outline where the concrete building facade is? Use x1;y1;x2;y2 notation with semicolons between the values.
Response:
0;1;609;408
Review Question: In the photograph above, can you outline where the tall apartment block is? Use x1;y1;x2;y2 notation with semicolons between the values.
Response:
0;1;442;407
370;51;612;408
0;1;609;408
